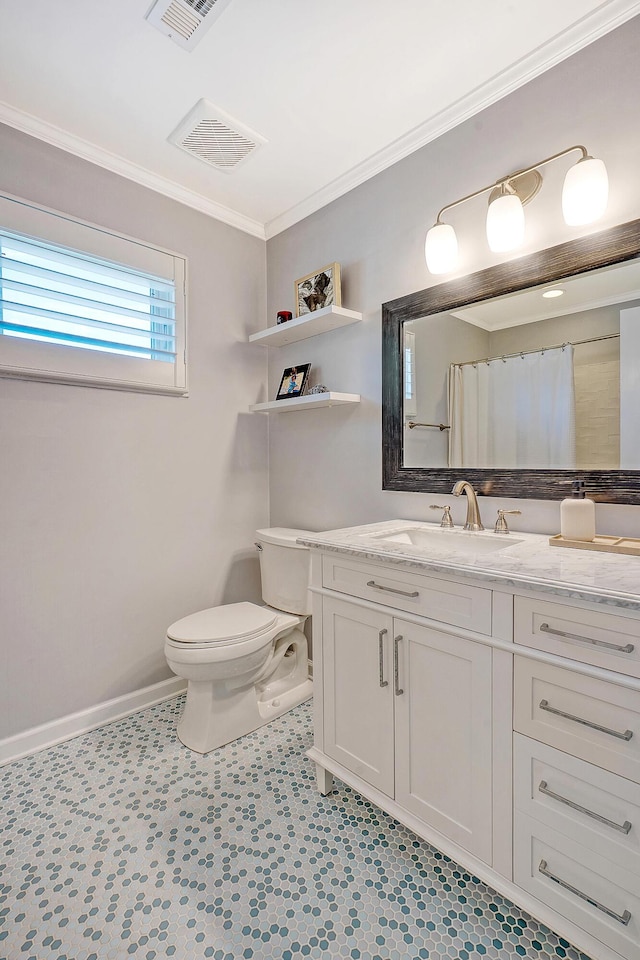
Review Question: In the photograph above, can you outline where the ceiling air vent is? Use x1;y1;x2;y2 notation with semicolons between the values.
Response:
145;0;234;51
169;100;266;173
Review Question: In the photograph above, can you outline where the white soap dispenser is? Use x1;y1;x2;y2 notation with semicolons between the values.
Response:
560;479;596;542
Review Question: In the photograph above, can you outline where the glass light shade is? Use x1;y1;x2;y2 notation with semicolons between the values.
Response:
486;193;525;252
425;222;458;274
562;157;609;226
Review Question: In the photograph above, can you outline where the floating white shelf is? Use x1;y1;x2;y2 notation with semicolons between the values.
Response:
249;392;360;413
248;305;362;347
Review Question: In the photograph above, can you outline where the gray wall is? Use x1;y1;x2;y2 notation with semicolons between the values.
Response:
404;316;489;468
266;16;640;538
0;125;269;739
490;307;621;361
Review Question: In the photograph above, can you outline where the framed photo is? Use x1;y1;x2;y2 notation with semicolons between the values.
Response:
276;363;311;400
294;262;341;317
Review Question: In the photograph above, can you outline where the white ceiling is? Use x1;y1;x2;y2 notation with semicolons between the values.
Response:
452;259;640;330
1;0;639;239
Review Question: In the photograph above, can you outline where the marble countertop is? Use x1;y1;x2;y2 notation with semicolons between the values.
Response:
299;520;640;611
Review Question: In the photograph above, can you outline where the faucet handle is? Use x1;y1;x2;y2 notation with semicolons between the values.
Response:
430;504;454;528
494;509;521;534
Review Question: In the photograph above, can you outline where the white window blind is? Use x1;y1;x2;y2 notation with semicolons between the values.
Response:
404;328;416;418
0;194;187;395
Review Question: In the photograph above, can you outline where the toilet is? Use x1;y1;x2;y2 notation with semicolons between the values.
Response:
165;528;314;753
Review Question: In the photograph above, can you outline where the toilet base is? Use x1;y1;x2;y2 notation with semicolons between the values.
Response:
176;626;312;754
257;677;313;724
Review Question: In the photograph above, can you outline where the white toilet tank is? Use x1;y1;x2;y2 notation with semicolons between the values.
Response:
255;527;313;615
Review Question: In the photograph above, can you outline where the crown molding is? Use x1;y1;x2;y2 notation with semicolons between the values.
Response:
0;101;266;240
265;0;640;238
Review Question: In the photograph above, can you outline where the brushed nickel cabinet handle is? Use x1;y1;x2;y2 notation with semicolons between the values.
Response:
367;580;419;598
378;629;388;688
540;622;634;654
538;780;632;835
539;699;633;742
538;860;631;926
394;635;404;696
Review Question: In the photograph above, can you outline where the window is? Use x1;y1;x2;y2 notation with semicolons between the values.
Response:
0;193;187;394
403;328;417;419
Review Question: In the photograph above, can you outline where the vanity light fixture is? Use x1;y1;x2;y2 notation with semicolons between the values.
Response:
425;145;609;275
485;182;525;253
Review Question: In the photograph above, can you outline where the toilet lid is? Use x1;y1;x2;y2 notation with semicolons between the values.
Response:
167;602;277;644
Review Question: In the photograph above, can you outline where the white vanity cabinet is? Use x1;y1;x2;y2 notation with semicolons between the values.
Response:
315;554;501;867
393;618;493;863
306;536;640;960
512;601;640;960
322;597;395;796
322;595;493;861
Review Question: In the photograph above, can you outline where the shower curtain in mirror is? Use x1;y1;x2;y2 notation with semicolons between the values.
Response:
448;345;576;469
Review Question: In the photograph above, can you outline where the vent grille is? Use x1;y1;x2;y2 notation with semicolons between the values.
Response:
145;0;233;50
160;1;200;40
181;119;256;169
183;0;218;14
169;100;266;173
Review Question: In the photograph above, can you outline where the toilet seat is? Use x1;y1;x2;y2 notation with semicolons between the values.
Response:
165;605;304;670
167;602;277;647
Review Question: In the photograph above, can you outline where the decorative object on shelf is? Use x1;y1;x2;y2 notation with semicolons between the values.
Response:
276;363;311;400
424;144;609;275
276;310;292;324
294;263;341;317
308;384;328;395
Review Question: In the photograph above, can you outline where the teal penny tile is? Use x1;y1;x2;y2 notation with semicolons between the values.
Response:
0;698;593;960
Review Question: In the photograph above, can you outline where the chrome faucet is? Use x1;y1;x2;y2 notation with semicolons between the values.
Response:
452;480;484;531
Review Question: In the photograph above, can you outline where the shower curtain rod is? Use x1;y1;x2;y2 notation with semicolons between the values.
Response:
453;332;620;368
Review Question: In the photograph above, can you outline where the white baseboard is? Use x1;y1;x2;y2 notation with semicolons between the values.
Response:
0;676;187;767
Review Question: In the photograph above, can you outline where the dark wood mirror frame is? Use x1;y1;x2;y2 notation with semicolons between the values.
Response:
382;217;640;503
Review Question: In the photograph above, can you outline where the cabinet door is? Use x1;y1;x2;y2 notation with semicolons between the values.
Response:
394;619;493;863
323;596;395;796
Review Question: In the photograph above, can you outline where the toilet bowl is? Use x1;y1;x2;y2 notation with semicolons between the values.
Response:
165;528;313;753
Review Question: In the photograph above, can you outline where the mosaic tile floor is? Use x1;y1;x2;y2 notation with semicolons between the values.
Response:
0;697;592;960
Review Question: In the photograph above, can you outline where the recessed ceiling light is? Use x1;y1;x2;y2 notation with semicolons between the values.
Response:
542;288;565;299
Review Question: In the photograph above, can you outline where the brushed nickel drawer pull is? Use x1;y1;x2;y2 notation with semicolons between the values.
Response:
394;635;404;696
538;780;632;835
539;699;633;742
367;580;419;598
539;622;634;654
378;629;388;688
538;860;631;926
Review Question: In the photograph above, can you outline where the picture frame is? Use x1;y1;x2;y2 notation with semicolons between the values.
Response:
294;262;341;317
275;363;311;400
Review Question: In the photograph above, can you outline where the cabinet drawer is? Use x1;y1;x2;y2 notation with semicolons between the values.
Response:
514;812;639;960
322;555;492;634
514;733;640;876
514;658;640;783
515;596;640;679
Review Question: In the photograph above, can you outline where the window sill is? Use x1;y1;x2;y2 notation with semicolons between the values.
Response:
0;366;189;396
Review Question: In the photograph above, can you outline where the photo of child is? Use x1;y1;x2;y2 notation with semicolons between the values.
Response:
276;363;311;400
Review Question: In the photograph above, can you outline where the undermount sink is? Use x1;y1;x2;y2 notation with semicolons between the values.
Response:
369;525;523;556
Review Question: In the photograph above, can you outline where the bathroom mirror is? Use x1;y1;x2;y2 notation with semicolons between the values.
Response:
382;217;640;503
